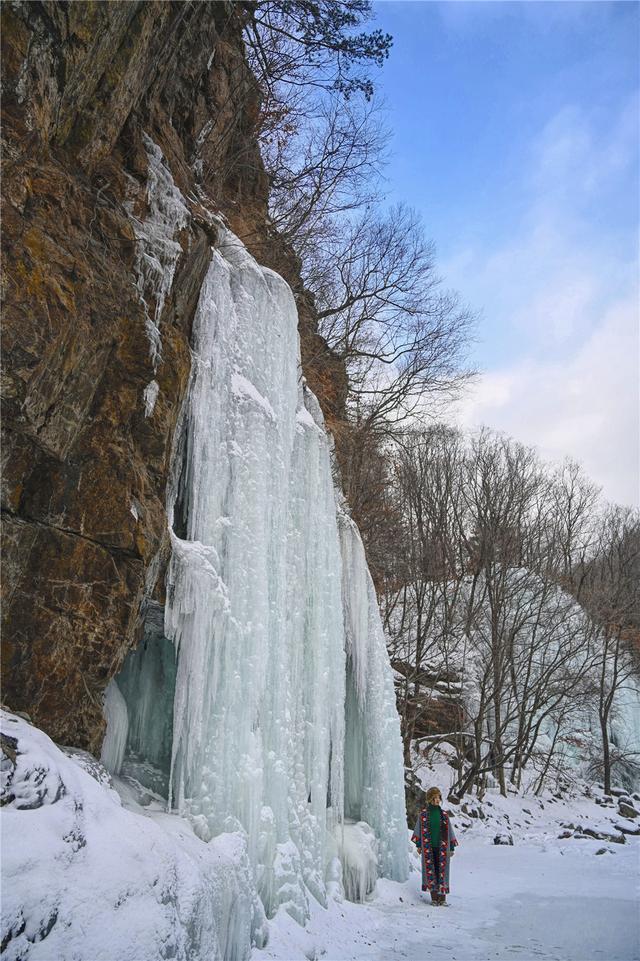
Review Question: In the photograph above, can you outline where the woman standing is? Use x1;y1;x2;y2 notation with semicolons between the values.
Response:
412;786;458;905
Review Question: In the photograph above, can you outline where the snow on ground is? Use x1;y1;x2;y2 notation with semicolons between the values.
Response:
256;836;639;961
2;710;638;961
255;762;640;961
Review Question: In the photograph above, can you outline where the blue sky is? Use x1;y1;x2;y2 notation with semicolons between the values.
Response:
371;0;639;506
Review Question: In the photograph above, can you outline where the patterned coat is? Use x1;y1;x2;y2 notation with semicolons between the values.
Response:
412;807;458;894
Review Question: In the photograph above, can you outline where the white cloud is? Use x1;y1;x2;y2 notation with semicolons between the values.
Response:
530;95;639;204
441;96;639;506
453;296;639;507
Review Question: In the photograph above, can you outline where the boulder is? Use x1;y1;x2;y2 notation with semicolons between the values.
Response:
493;834;513;846
582;828;625;844
616;822;640;836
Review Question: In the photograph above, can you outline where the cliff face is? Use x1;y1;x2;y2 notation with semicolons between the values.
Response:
1;0;345;753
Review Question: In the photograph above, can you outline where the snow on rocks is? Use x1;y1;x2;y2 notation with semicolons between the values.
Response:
143;379;160;417
617;798;638;819
409;751;640;860
1;710;266;961
493;833;514;845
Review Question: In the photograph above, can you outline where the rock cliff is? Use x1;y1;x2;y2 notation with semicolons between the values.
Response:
1;0;346;752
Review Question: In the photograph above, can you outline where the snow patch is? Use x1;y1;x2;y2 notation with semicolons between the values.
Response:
143;378;160;416
1;710;267;961
232;371;276;422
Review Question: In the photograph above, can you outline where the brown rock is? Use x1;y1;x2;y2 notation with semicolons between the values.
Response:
2;0;350;752
1;1;294;750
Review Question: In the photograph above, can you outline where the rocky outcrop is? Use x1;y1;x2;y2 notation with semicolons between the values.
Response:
392;658;465;744
3;1;340;752
2;1;349;753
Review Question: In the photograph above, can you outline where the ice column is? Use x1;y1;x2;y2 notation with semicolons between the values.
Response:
100;679;128;776
339;512;409;882
165;230;346;921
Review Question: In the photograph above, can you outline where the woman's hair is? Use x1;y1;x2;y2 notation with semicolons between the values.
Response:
425;786;442;804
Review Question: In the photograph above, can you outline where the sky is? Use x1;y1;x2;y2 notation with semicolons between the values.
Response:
372;0;639;507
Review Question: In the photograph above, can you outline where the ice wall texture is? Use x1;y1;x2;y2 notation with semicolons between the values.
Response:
339;513;411;880
129;132;190;370
163;229;408;920
99;679;128;776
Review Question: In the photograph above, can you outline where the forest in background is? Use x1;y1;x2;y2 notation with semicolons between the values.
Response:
239;0;640;799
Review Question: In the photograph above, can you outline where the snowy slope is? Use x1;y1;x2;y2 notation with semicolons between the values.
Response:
1;709;267;961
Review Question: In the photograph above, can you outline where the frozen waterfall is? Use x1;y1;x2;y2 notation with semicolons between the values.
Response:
113;222;408;933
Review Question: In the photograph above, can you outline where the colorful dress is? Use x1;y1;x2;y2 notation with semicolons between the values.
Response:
412;806;458;894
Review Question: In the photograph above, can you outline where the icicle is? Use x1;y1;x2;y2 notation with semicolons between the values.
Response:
337;821;378;903
100;679;128;776
128;133;190;369
339;512;409;882
143;379;159;417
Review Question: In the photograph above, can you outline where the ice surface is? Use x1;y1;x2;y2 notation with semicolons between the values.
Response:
157;227;407;921
337;820;379;903
339;512;410;881
100;678;128;776
608;671;640;790
143;378;160;417
164;230;347;922
117;606;177;788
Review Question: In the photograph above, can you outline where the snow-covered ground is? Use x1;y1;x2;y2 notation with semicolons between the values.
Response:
256;835;639;961
3;710;639;961
255;765;640;961
1;710;267;961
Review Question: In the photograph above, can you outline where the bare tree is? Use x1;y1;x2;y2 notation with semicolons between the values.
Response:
265;98;388;263
312;204;476;428
243;0;391;259
383;427;625;800
243;3;475;437
578;506;640;792
547;459;601;596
